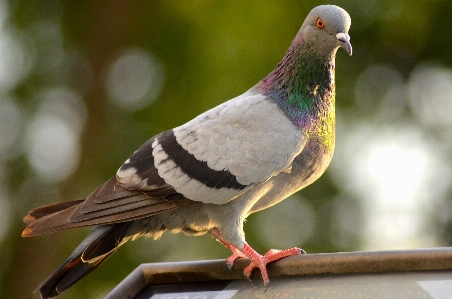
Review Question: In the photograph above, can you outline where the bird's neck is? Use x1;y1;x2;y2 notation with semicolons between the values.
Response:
260;37;336;147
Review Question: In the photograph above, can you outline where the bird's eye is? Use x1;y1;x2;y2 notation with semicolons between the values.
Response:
316;18;325;29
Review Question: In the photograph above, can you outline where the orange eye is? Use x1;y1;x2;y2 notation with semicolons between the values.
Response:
316;18;325;29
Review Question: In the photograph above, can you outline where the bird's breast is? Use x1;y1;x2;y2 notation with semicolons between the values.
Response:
247;132;334;215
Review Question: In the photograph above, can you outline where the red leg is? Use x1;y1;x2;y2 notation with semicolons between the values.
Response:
209;228;247;269
209;228;305;286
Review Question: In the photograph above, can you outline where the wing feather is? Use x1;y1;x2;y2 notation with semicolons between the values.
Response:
23;199;85;225
175;93;305;186
22;176;192;237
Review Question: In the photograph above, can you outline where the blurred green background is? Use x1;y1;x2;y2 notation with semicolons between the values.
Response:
1;0;452;298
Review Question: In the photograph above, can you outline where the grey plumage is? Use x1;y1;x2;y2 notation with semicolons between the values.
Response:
22;5;352;298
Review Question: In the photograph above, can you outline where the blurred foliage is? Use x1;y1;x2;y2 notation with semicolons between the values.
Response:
2;1;452;298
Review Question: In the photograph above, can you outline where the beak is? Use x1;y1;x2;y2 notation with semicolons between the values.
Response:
336;33;352;56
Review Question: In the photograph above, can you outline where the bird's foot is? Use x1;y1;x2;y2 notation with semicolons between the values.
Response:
243;245;306;285
225;249;247;270
209;228;245;269
209;227;305;286
240;244;304;286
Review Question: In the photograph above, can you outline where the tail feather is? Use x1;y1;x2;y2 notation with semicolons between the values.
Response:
38;222;131;299
23;199;85;225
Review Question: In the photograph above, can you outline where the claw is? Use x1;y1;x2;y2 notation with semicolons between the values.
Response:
226;263;233;272
225;250;247;269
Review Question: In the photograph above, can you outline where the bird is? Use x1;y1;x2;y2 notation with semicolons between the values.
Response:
22;4;351;298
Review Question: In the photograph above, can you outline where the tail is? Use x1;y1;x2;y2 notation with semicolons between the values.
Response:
38;222;132;299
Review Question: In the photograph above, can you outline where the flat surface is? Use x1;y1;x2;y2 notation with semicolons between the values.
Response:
105;248;452;299
135;271;452;299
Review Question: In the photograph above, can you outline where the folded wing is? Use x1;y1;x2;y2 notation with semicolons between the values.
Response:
22;176;191;237
117;93;305;204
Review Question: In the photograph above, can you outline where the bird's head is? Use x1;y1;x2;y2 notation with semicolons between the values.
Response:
299;5;352;56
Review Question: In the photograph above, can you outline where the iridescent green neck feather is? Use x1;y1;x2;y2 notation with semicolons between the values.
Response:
260;36;337;149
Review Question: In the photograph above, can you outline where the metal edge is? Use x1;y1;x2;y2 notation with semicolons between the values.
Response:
104;265;148;299
105;247;452;298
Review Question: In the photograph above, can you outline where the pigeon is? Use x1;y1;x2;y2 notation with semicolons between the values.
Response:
22;4;351;298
